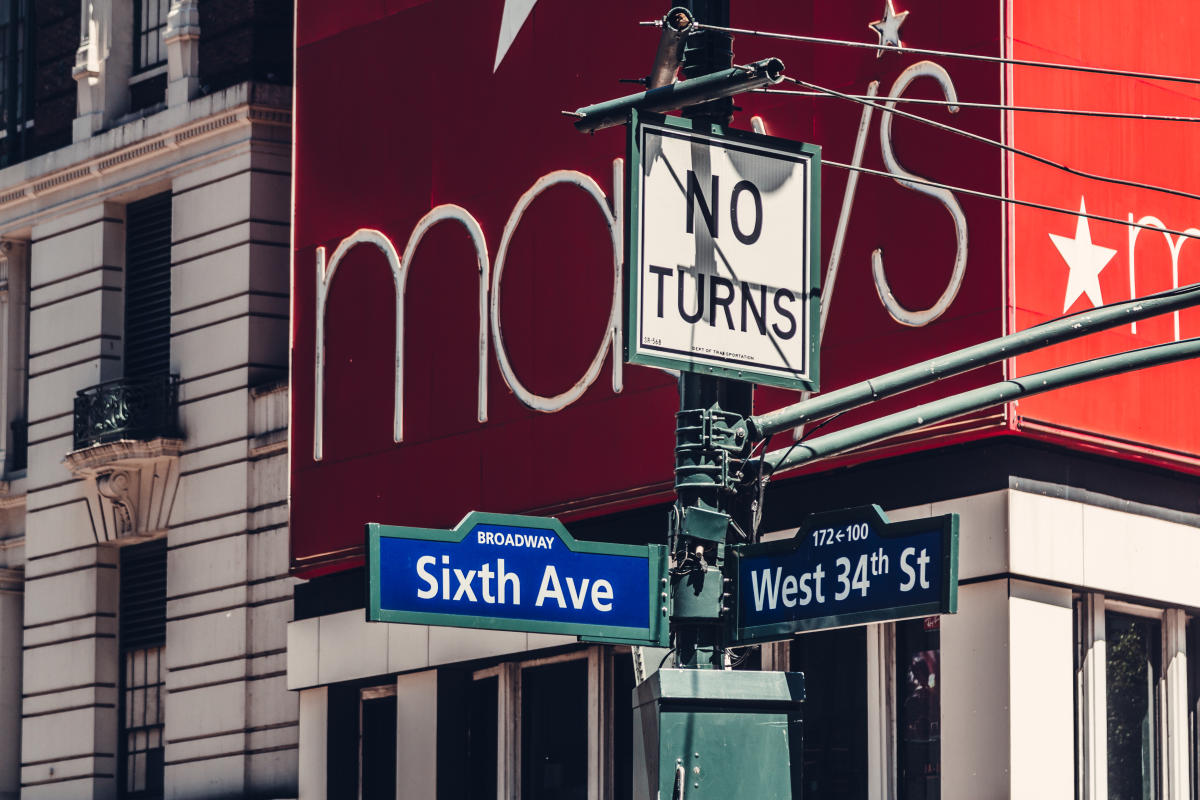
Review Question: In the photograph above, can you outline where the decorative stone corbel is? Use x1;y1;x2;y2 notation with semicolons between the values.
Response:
164;0;201;107
65;437;182;543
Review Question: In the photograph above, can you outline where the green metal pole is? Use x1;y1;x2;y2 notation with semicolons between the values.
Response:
747;282;1200;440
669;0;751;672
762;335;1200;473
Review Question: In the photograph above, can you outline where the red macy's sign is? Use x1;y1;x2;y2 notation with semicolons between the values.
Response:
291;0;1200;576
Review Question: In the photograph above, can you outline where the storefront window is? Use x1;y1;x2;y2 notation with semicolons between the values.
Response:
359;686;397;800
522;659;588;800
897;617;941;800
468;676;499;798
612;655;636;800
1189;617;1198;800
790;626;867;800
1106;612;1161;800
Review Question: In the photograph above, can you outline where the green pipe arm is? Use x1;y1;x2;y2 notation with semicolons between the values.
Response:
748;282;1200;441
763;335;1200;473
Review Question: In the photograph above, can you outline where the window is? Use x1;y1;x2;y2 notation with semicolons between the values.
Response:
131;0;169;111
464;648;623;799
522;659;588;800
118;538;167;799
0;238;26;475
790;626;868;800
134;0;168;72
896;617;941;800
125;192;172;380
467;675;499;798
1075;596;1192;800
1188;618;1198;800
611;656;635;800
359;685;397;800
0;0;32;164
1106;611;1162;800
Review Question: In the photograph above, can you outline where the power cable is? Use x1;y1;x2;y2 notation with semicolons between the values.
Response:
784;75;1200;204
756;88;1200;124
822;157;1200;242
638;20;1200;88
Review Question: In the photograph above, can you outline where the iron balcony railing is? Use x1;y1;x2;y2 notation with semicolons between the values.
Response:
73;374;181;450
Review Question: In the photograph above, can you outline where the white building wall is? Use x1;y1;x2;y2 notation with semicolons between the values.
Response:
19;203;126;799
162;135;293;800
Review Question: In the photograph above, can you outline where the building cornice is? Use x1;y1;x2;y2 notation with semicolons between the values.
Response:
0;81;290;230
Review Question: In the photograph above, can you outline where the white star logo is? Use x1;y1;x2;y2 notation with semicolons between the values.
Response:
868;0;910;58
1050;197;1117;313
494;0;539;72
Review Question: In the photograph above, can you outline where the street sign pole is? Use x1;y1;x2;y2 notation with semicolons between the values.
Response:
669;0;749;673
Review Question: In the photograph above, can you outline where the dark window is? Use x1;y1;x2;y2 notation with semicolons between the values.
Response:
1;240;28;474
7;416;23;471
124;193;172;380
611;655;635;800
1106;612;1161;800
1188;617;1198;800
327;683;361;799
0;0;32;164
1074;595;1086;800
118;538;167;800
522;659;588;800
468;676;499;798
791;626;868;800
134;0;168;71
130;0;168;112
360;689;397;800
897;617;940;800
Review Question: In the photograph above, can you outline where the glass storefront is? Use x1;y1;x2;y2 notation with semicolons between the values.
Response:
1106;612;1161;800
791;626;868;800
897;617;941;800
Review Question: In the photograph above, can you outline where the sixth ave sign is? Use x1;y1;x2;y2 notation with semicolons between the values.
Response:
626;110;821;390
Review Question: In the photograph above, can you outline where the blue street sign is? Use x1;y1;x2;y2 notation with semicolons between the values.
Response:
732;506;958;644
367;512;669;646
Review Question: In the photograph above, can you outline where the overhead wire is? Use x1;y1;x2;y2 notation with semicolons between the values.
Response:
783;75;1200;204
821;156;1200;242
638;20;1200;87
755;88;1200;124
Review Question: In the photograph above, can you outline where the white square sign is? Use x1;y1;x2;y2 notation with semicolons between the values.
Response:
626;113;820;390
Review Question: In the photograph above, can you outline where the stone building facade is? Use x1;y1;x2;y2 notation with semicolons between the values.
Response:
0;2;297;797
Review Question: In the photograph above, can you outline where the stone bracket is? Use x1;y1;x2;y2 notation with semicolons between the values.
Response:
64;438;183;543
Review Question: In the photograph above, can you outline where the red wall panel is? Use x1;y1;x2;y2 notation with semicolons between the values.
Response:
292;0;1016;575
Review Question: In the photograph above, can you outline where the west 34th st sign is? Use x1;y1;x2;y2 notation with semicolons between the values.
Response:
367;512;669;646
732;505;958;644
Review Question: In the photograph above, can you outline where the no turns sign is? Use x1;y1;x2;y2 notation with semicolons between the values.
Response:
626;111;821;390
